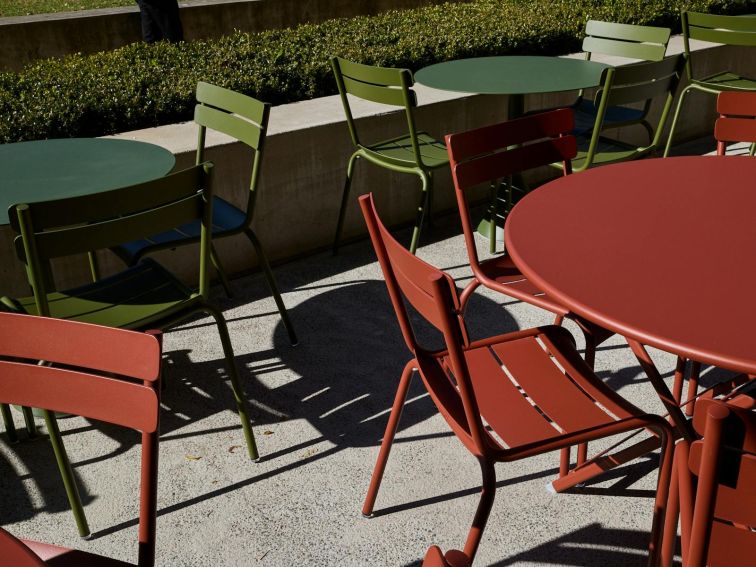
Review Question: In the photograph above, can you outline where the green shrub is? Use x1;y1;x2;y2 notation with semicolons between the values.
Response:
0;0;752;142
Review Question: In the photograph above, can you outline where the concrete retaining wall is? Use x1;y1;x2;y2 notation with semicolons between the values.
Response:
0;0;469;71
1;38;750;297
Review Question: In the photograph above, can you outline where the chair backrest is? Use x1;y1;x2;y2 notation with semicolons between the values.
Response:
682;12;756;79
0;312;162;566
194;81;270;224
331;56;426;168
445;108;576;268
680;398;756;567
9;163;214;315
359;193;491;457
715;91;756;154
582;20;670;62
583;54;684;163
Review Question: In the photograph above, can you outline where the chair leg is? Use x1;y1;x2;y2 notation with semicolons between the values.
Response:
409;172;431;255
672;357;686;406
209;243;233;298
42;409;90;538
244;228;298;346
1;404;18;443
22;406;37;438
87;251;100;282
362;361;415;517
683;361;701;417
332;153;359;255
574;332;599;468
663;86;692;158
660;449;682;567
749;142;755;156
462;458;497;562
647;422;674;567
203;305;259;461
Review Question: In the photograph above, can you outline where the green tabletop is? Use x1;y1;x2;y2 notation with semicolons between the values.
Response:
0;138;176;225
415;56;609;95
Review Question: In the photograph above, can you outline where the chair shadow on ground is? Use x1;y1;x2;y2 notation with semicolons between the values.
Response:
402;522;678;567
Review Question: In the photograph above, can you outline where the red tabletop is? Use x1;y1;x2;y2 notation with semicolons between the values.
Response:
506;157;756;376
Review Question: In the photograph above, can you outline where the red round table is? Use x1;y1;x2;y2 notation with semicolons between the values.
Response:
506;156;756;377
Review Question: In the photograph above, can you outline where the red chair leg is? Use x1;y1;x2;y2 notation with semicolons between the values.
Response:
684;361;701;417
362;360;416;517
647;422;675;567
462;459;497;562
660;448;682;567
559;447;571;477
672;357;686;406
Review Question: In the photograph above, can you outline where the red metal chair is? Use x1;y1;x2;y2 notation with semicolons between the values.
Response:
661;397;756;567
445;108;614;473
0;312;162;566
358;193;674;565
715;91;756;156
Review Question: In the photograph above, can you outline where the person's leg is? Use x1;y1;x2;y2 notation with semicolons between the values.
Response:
135;0;164;43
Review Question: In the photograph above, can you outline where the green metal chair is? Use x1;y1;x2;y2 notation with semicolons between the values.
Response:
663;11;756;157
1;163;260;538
573;20;671;139
330;56;449;255
112;82;297;345
554;54;684;173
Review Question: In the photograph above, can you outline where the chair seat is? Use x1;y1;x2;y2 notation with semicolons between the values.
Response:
571;135;651;169
422;326;638;451
693;71;756;92
115;196;246;264
1;259;198;330
573;98;646;134
22;539;133;566
476;254;565;313
362;131;449;170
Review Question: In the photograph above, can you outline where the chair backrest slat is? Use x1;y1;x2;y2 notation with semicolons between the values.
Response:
583;20;670;61
604;73;678;107
340;75;411;107
686;12;756;45
16;194;203;261
336;57;408;87
0;312;160;380
0;361;159;432
715;91;756;148
195;105;264;151
9;163;207;233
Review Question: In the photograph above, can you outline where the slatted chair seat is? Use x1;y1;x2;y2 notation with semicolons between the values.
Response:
572;136;648;169
116;197;246;261
2;260;197;329
572;98;647;134
364;132;449;169
694;71;756;91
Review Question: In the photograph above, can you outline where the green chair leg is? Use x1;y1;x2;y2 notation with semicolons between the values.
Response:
244;228;298;346
209;243;233;298
663;85;693;157
332;153;359;255
204;306;259;461
409;172;431;255
87;251;101;282
22;406;38;438
42;409;90;538
1;403;18;443
749;142;755;156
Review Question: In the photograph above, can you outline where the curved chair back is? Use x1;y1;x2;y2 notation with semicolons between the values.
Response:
445;108;575;267
583;20;670;62
682;12;756;80
358;193;491;455
715;91;756;155
331;56;427;169
9;164;214;314
579;54;684;169
194;81;269;225
0;312;162;566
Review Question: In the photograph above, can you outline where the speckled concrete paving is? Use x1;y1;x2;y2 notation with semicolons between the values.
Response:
1;139;747;566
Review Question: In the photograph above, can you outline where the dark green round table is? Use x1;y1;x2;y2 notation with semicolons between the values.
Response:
415;55;610;116
0;138;176;225
415;56;610;241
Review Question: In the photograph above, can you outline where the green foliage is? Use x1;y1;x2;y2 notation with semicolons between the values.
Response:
0;0;752;142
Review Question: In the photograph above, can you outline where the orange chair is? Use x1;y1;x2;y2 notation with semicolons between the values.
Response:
358;193;674;565
445;109;614;472
715;91;756;156
0;313;162;566
661;397;756;567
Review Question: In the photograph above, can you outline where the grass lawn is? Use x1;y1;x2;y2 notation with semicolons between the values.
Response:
0;0;207;18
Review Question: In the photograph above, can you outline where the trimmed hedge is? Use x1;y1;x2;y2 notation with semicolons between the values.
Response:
0;0;752;142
